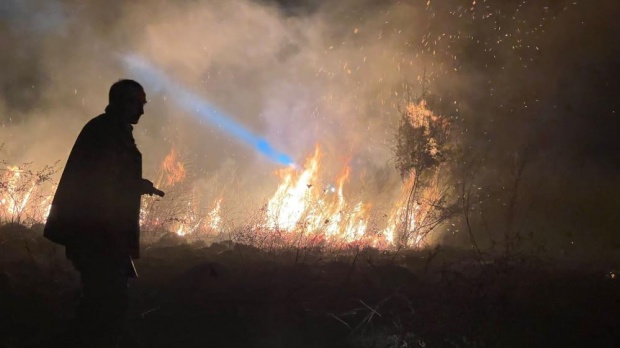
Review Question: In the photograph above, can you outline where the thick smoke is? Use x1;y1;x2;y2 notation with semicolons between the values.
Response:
1;0;427;206
1;0;618;251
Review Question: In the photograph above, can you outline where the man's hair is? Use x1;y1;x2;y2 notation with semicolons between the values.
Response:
108;79;144;105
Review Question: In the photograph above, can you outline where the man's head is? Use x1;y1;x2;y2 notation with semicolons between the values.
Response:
107;79;147;124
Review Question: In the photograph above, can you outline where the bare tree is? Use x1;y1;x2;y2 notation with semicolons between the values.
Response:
393;96;455;248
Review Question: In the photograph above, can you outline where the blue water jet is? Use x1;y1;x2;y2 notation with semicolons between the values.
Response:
120;54;296;167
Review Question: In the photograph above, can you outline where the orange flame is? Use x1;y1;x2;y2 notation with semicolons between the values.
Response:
265;145;321;231
161;148;186;187
263;145;374;246
137;100;449;247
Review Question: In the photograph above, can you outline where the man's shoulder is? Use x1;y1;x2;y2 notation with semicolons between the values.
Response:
74;114;112;143
84;113;110;127
80;113;113;133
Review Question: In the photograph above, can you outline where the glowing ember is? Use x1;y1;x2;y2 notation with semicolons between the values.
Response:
206;199;222;232
175;199;199;236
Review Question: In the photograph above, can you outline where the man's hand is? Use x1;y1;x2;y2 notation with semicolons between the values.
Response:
140;179;165;197
150;187;165;197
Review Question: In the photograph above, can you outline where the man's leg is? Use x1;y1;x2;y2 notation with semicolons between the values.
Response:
70;251;129;347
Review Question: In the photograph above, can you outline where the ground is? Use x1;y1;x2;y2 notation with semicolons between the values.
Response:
0;223;618;348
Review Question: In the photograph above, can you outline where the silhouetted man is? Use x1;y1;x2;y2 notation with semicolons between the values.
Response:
44;79;164;347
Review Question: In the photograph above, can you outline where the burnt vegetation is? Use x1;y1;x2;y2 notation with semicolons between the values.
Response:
0;222;618;347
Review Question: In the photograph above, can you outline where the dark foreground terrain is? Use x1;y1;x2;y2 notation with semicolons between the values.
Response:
0;223;618;348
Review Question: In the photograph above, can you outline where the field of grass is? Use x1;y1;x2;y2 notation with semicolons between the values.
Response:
0;223;618;348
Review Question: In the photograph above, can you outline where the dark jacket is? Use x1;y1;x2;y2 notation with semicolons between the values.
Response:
44;112;145;259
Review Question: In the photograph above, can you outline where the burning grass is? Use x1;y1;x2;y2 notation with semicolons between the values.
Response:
0;160;59;226
139;136;454;251
0;145;448;252
1;100;456;252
